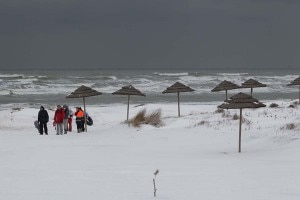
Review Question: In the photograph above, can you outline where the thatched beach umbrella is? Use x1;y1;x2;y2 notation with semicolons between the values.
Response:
218;92;266;153
287;76;300;103
241;78;267;97
162;82;195;117
211;80;240;100
66;85;102;132
112;85;145;121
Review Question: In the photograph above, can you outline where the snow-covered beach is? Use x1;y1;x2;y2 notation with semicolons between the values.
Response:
2;0;300;198
1;101;300;200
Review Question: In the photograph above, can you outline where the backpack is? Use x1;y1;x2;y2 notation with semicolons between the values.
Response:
86;116;93;126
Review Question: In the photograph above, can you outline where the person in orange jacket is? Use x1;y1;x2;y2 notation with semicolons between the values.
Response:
75;107;85;133
53;105;65;135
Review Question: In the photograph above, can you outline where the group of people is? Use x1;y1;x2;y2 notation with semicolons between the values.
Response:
37;105;86;135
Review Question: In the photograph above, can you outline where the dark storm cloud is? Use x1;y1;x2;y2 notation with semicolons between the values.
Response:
0;0;300;69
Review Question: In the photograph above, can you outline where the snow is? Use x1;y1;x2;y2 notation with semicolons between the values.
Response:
0;101;300;200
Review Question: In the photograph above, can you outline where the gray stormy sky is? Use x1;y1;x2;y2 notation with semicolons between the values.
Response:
0;0;300;70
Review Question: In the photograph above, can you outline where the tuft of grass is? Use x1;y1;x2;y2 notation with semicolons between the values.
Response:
221;111;231;118
144;109;163;128
12;107;23;112
269;103;279;108
286;123;296;130
198;121;207;125
197;120;210;127
214;108;224;114
280;123;296;130
128;109;146;127
129;109;163;128
290;100;299;107
232;113;239;120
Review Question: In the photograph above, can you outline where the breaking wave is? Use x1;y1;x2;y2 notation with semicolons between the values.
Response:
0;69;299;105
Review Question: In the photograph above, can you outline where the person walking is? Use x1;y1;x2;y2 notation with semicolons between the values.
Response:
38;106;49;135
63;105;71;134
54;105;64;135
74;107;84;133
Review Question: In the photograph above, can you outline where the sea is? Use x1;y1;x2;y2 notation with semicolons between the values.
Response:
0;68;299;108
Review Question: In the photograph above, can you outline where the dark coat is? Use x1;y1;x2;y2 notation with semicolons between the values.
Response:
38;108;49;123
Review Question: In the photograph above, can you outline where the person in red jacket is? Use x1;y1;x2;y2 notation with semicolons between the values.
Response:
53;105;65;135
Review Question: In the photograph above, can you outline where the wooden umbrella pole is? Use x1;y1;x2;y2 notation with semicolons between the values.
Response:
127;95;130;121
177;92;180;117
239;108;242;153
83;97;87;132
298;85;300;103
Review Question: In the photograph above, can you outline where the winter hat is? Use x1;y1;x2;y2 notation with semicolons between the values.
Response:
40;106;44;110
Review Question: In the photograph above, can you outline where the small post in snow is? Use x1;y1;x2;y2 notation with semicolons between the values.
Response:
153;169;159;197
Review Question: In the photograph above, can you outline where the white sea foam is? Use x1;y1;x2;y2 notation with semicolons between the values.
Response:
0;73;24;78
155;72;189;76
179;75;218;83
217;73;249;76
95;75;118;80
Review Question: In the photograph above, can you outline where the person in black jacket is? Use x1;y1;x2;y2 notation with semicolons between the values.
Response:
38;106;49;135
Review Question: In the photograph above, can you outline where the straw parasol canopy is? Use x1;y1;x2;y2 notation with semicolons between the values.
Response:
112;85;145;121
162;82;194;117
66;85;102;132
287;76;300;103
218;92;266;153
211;80;240;100
241;78;267;97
